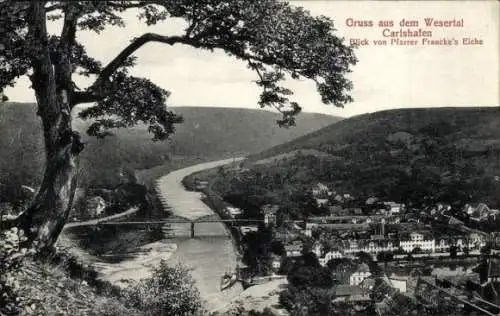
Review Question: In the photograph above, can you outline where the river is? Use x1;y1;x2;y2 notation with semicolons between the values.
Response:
156;157;245;311
62;157;245;312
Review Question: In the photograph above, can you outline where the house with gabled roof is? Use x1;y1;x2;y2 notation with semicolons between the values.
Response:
350;263;372;286
311;182;330;198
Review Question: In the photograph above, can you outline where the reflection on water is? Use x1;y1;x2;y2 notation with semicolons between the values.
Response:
66;223;242;311
170;235;243;311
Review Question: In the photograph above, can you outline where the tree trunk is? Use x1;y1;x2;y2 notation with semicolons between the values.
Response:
21;133;82;250
18;2;83;251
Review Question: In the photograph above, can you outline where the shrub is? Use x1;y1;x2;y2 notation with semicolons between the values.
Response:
124;260;203;315
0;227;35;314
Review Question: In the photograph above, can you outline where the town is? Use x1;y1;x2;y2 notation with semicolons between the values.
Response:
0;1;497;315
193;176;500;315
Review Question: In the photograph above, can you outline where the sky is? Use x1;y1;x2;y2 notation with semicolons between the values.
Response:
4;0;499;117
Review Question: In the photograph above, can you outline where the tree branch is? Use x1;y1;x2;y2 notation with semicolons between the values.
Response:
72;33;193;106
106;1;149;10
98;33;191;82
60;4;78;48
246;59;283;113
72;91;102;104
45;3;65;12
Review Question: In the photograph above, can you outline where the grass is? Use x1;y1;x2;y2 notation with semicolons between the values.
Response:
11;255;143;316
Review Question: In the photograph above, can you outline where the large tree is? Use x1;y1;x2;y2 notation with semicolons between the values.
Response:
0;0;356;249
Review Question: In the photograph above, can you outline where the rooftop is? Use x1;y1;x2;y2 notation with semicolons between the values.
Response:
355;263;371;274
335;284;364;297
489;258;500;278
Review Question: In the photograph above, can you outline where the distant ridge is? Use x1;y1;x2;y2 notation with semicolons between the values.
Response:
249;106;500;161
245;106;500;207
0;102;341;187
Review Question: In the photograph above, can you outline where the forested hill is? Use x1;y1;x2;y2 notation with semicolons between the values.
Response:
0;103;339;188
245;107;500;207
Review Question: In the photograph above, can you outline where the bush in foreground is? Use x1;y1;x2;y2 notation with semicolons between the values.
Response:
2;228;203;315
124;260;203;315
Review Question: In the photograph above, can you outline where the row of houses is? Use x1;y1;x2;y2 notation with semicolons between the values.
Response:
311;182;404;212
304;216;400;237
311;231;488;266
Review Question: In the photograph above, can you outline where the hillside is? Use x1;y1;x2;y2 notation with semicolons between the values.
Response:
0;103;339;188
234;107;500;208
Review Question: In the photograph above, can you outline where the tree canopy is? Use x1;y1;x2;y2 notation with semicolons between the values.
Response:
1;0;356;135
0;0;356;248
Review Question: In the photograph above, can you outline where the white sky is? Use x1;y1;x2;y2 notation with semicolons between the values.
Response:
4;1;499;117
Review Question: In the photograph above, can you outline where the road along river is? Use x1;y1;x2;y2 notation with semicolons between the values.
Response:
60;157;245;312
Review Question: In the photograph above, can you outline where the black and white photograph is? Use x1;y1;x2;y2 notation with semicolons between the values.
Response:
0;1;499;315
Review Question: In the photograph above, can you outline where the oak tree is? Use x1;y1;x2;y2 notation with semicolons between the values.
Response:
0;0;356;250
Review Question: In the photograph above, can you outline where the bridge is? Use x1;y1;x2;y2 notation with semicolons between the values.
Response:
98;214;272;238
71;212;399;238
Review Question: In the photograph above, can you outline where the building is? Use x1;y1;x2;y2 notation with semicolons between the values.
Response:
86;196;106;218
350;263;372;286
343;193;353;200
343;239;396;257
435;238;451;253
285;241;303;257
400;232;435;253
271;254;282;272
466;203;500;221
304;222;316;237
262;204;279;226
365;197;379;205
383;201;404;215
312;242;323;258
319;250;344;266
311;182;330;197
488;258;500;283
239;226;258;235
333;284;371;304
315;198;329;207
226;206;242;218
388;275;408;293
464;203;490;217
312;241;345;265
469;233;487;249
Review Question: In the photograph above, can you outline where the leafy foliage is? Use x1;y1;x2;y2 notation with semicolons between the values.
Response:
241;107;500;210
279;285;335;316
78;72;184;140
124;260;203;315
0;228;35;314
287;253;334;288
1;0;355;134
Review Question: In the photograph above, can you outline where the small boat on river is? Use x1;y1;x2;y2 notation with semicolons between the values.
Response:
220;272;237;291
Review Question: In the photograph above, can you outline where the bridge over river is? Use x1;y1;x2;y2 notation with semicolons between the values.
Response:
98;214;265;238
154;157;246;312
61;158;246;313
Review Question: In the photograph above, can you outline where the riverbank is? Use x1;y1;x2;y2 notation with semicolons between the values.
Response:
61;158;245;312
155;157;245;312
213;279;289;315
